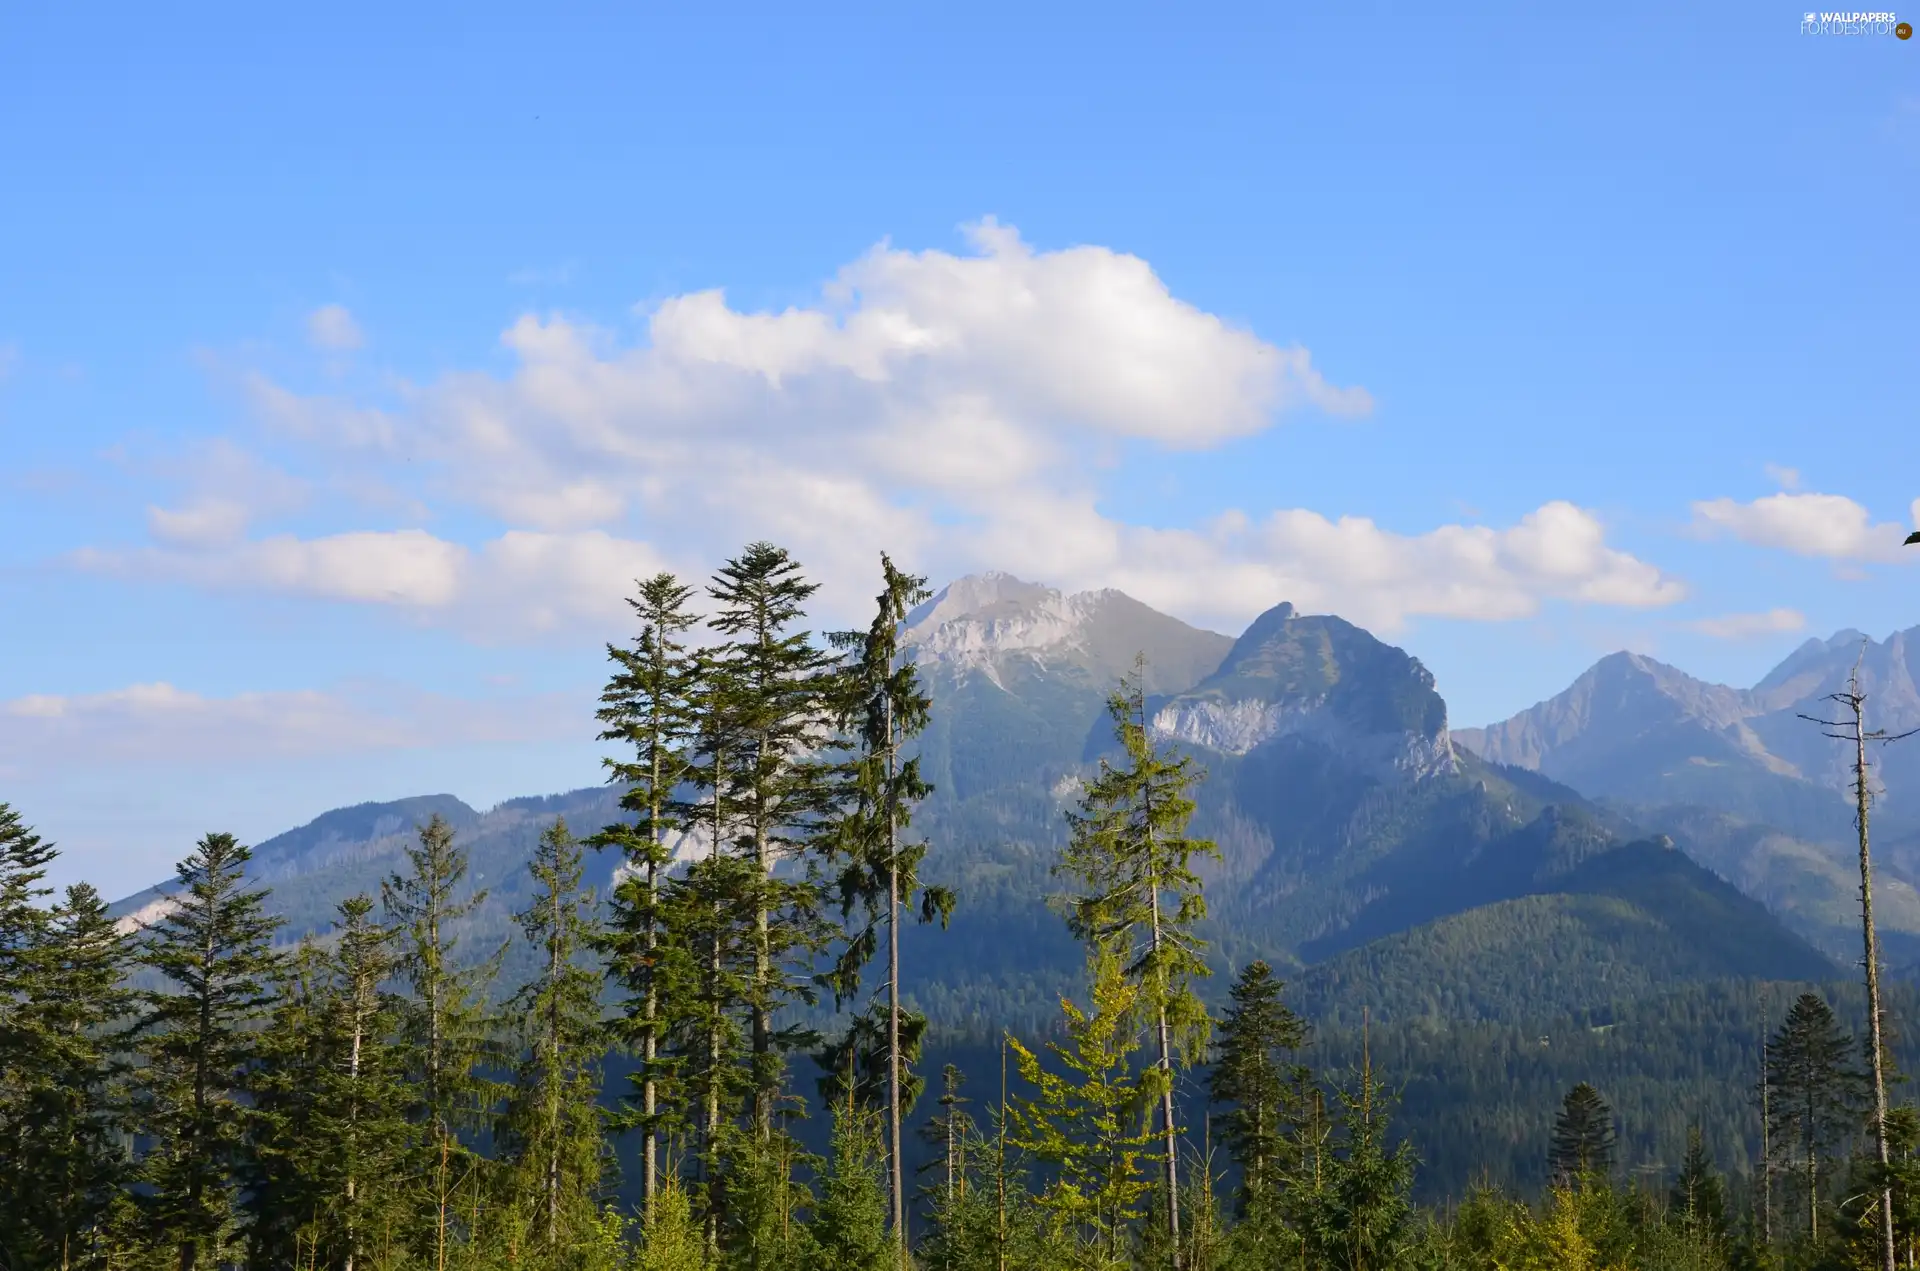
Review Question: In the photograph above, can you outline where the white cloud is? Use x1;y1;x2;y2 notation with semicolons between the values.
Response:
1683;608;1807;640
245;373;397;450
147;499;250;548
975;496;1684;635
307;304;365;352
1763;463;1801;490
80;221;1683;639
73;528;672;638
1691;492;1917;563
127;439;307;549
0;681;580;771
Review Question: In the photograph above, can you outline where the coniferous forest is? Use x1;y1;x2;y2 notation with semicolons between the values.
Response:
6;541;1920;1271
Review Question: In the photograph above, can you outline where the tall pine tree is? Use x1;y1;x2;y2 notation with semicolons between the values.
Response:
1668;1124;1727;1241
593;571;699;1215
498;818;610;1267
1059;659;1217;1270
10;881;135;1271
1207;960;1310;1221
825;552;954;1265
133;832;284;1271
1548;1083;1617;1184
0;801;59;1219
1765;992;1863;1241
706;542;841;1140
381;811;502;1270
319;895;413;1271
660;644;758;1258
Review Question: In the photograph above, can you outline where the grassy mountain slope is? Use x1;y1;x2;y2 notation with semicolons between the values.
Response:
1297;838;1834;1026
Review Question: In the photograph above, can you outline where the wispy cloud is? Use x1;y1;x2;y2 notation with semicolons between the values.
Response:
306;304;365;352
1;680;581;771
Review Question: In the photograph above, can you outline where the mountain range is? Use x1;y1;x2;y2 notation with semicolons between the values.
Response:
109;572;1874;1026
1454;626;1920;960
93;572;1920;1196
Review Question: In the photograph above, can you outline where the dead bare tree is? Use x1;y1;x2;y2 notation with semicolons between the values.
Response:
1800;649;1918;1271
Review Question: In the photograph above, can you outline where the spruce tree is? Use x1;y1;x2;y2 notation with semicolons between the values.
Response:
1765;992;1863;1241
0;801;59;1204
133;832;285;1271
706;542;841;1139
814;1102;892;1271
246;942;333;1269
1059;660;1217;1269
1294;1043;1417;1271
1669;1124;1727;1241
381;811;502;1269
498;818;610;1266
919;1064;974;1207
633;1173;706;1271
9;882;135;1271
825;552;954;1266
1549;1083;1617;1184
593;570;699;1215
660;643;758;1256
1207;960;1310;1217
314;895;413;1271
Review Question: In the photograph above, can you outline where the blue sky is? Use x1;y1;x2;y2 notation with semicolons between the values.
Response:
2;1;1916;890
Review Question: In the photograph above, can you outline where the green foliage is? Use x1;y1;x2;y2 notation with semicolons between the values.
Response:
1552;1083;1619;1184
1007;948;1159;1267
593;570;701;1208
1208;960;1309;1213
718;1124;815;1270
1288;1053;1420;1271
133;831;285;1271
632;1173;707;1271
250;895;415;1271
1670;1124;1729;1241
1764;992;1864;1241
1060;661;1218;1263
813;1105;892;1271
497;818;611;1265
707;541;843;1133
1;877;134;1270
381;810;505;1267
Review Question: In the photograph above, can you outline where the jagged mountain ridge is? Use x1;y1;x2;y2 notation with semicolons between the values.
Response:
1454;629;1920;833
1451;627;1920;958
106;573;1835;1028
897;577;1829;1024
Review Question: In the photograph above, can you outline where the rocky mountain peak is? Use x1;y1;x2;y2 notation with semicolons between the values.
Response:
904;571;1060;632
901;573;1232;697
1149;600;1455;781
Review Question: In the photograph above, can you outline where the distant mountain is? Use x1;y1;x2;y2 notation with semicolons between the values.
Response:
904;572;1233;803
1298;835;1835;1026
106;574;1841;1038
1452;627;1920;957
1454;629;1920;836
109;787;630;988
904;592;1828;1029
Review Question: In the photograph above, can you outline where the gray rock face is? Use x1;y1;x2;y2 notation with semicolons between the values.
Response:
1454;625;1920;834
1149;600;1457;784
902;571;1233;696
